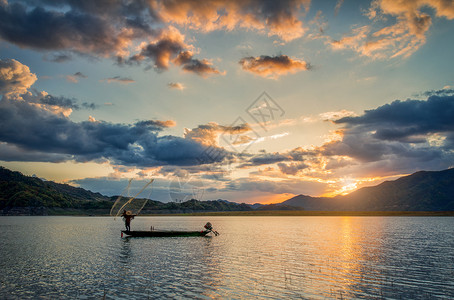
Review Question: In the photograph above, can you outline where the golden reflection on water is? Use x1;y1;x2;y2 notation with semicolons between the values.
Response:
205;216;390;298
2;216;453;299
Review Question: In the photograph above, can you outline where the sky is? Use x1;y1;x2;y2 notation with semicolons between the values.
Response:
1;0;454;204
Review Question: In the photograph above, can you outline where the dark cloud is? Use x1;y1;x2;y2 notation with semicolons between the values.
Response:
0;1;306;73
122;33;222;76
132;31;185;69
44;53;72;63
314;93;454;175
73;72;87;78
335;95;454;142
240;152;289;167
0;2;141;56
234;93;454;178
240;147;307;168
37;95;79;109
421;88;454;97
0;142;71;162
277;162;308;175
0;98;225;167
21;93;98;111
174;51;223;77
65;71;87;83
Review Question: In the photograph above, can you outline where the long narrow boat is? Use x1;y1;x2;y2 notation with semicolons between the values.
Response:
121;230;211;237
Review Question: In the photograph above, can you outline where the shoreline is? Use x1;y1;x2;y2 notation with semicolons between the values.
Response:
2;209;454;217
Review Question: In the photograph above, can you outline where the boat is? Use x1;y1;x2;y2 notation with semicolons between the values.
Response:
121;222;219;238
122;230;211;237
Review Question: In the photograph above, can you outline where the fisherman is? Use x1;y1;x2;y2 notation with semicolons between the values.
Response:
121;209;135;231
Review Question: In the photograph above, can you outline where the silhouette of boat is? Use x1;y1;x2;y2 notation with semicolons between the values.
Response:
121;222;219;238
121;230;211;237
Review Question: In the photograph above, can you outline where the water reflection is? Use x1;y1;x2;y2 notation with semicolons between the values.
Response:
119;238;132;263
1;216;454;299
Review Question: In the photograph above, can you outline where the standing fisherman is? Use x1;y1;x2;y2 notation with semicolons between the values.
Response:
121;210;136;231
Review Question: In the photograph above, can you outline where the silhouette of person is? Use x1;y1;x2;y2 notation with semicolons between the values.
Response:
121;210;135;231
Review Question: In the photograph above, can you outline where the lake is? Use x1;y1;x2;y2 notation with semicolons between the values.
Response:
1;216;453;299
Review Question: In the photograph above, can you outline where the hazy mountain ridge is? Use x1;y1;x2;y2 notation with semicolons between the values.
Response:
280;168;454;211
2;166;454;215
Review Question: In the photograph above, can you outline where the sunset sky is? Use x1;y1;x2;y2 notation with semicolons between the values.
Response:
1;0;454;204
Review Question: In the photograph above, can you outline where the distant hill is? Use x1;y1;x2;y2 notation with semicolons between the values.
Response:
4;166;452;214
280;169;454;211
0;166;114;214
0;166;290;215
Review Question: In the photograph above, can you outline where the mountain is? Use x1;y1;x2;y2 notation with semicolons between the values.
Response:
0;166;115;213
280;169;454;211
0;166;260;215
3;166;452;214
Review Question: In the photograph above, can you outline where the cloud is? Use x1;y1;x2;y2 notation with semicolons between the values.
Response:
0;59;96;116
44;53;72;63
0;59;37;96
224;177;327;196
136;120;176;129
174;51;223;77
101;76;135;84
0;0;309;77
0;142;71;162
168;82;185;90
66;72;87;83
35;94;96;110
155;0;310;42
314;92;454;177
239;55;311;79
0;59;216;167
120;27;222;76
335;94;454;142
0;97;210;166
330;0;454;59
420;87;454;97
334;0;344;16
184;122;251;146
319;109;357;121
0;1;143;57
124;27;187;69
277;162;308;175
235;91;454;182
240;152;289;167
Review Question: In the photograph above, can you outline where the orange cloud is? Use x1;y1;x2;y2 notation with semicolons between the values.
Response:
155;0;309;42
0;59;37;96
124;28;223;76
184;122;251;146
239;55;311;79
100;76;135;84
130;26;187;70
167;82;185;90
331;0;454;59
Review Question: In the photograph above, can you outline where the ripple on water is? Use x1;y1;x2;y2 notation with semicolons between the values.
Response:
1;216;454;299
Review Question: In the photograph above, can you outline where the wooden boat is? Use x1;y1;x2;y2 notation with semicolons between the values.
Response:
122;230;211;237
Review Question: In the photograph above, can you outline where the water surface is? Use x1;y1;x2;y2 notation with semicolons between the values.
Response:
1;216;453;299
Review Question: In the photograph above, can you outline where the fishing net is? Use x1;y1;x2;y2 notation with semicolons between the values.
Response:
110;179;154;219
169;176;205;203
